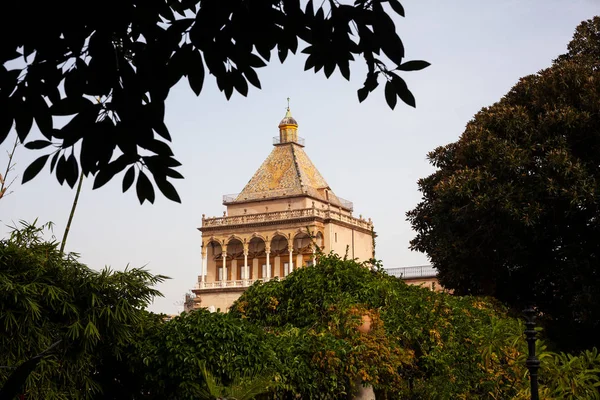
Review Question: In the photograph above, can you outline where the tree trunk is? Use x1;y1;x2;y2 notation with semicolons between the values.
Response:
60;172;84;254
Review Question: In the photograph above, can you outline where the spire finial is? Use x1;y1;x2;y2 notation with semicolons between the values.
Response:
287;97;290;111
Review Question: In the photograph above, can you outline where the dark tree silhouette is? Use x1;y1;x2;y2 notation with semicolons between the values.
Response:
408;17;600;351
0;0;428;203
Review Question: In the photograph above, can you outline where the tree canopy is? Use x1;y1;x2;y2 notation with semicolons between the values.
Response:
0;221;166;399
407;16;600;350
3;231;600;399
0;0;428;204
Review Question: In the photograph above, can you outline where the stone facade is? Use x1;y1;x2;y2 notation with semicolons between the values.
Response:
192;108;375;312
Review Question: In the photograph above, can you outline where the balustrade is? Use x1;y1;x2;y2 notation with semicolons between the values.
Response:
202;207;372;230
195;277;273;290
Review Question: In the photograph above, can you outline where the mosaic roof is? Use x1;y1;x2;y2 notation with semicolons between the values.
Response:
234;112;348;209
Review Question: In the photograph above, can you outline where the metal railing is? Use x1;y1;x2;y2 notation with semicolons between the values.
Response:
386;265;438;279
222;186;353;211
223;193;238;203
273;136;305;146
202;207;373;230
336;196;354;211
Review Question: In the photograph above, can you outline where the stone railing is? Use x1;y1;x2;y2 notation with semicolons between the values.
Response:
195;278;272;290
202;207;373;230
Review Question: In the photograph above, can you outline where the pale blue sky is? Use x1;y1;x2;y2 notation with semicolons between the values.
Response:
1;1;597;314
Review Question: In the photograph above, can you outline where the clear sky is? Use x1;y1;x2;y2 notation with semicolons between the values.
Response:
1;1;597;314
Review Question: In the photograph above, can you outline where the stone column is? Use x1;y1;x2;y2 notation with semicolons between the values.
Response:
312;246;316;265
200;245;206;283
201;246;209;281
289;249;294;273
243;243;249;280
265;243;271;279
222;245;227;283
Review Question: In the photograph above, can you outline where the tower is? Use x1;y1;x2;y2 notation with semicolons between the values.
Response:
193;107;374;311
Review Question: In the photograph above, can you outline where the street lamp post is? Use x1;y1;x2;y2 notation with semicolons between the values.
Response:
523;307;540;400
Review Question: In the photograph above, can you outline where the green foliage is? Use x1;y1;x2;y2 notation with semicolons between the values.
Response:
128;309;278;399
3;230;598;399
229;254;600;398
197;360;275;400
407;16;600;350
0;221;166;399
231;254;511;398
539;348;600;400
0;0;428;203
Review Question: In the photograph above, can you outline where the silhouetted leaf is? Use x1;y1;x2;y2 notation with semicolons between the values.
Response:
324;62;335;78
339;60;350;81
22;154;49;184
93;156;130;189
64;62;86;98
357;87;368;103
233;70;249;97
165;167;184;179
50;151;60;172
56;155;67;185
25;140;52;149
15;104;34;141
396;60;431;71
278;43;289;63
155;177;181;203
187;49;205;96
163;157;182;167
122;166;135;192
65;153;79;188
384;80;397;109
388;0;405;17
243;68;261;89
50;96;93;116
140;139;173;156
392;75;415;107
31;95;53;138
0;109;11;144
304;55;316;71
167;48;188;87
248;53;267;68
153;120;171;141
136;171;155;204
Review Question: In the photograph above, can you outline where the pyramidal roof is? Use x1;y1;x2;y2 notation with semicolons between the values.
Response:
229;109;352;211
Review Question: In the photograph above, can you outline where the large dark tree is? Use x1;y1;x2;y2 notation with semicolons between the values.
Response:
0;0;428;204
407;16;600;351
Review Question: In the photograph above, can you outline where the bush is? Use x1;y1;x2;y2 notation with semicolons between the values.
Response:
230;254;600;399
0;221;166;399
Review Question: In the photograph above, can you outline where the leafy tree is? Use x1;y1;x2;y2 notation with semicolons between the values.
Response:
0;221;166;398
41;253;597;399
407;16;600;350
232;254;528;398
119;309;279;399
0;0;429;204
